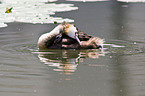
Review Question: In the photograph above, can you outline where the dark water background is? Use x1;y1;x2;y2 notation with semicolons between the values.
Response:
0;0;145;96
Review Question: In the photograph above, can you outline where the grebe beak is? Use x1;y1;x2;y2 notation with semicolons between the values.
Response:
75;34;81;45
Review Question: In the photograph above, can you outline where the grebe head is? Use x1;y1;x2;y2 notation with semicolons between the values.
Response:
62;23;81;45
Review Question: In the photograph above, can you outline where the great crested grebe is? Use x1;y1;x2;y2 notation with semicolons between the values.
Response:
37;23;104;49
38;23;81;49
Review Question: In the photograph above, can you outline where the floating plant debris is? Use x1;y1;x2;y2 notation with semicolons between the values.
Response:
54;21;58;24
0;0;78;28
5;7;13;13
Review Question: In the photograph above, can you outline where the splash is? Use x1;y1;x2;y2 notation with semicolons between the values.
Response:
0;0;78;28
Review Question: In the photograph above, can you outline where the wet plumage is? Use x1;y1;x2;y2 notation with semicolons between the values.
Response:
38;23;104;50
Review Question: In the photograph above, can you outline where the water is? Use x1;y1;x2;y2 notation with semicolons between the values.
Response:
0;1;145;96
0;0;78;27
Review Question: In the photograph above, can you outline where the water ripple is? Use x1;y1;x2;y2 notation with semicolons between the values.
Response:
104;39;145;55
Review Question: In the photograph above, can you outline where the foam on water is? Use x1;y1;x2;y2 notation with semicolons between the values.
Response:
0;23;7;27
66;0;108;2
117;0;145;2
0;0;78;28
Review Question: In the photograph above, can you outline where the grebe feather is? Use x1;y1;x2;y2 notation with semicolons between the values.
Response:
38;24;63;49
37;23;104;49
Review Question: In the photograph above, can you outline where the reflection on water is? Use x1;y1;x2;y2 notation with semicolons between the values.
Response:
34;49;105;75
1;1;145;96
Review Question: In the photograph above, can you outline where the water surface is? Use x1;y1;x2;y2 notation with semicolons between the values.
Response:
0;1;145;96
